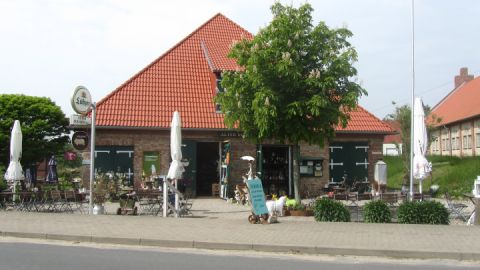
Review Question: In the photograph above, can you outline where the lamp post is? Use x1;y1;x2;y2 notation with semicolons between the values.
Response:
409;0;416;201
89;102;96;214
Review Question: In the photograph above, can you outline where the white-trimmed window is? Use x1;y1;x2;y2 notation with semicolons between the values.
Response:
476;132;480;148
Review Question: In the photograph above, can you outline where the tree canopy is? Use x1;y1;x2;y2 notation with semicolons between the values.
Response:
0;94;69;168
216;3;366;146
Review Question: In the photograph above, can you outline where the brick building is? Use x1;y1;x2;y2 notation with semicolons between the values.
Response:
82;14;393;198
429;68;480;157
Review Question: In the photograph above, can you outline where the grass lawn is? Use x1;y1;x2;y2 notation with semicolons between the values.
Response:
384;155;480;198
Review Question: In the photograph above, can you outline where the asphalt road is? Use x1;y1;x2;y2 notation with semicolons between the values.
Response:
0;240;478;270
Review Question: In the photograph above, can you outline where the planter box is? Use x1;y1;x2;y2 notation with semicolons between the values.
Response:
289;210;307;216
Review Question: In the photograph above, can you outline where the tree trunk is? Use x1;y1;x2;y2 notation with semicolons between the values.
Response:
292;144;301;202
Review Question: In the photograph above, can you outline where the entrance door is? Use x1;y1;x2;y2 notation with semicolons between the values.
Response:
182;140;197;196
196;142;220;196
329;142;369;185
257;145;291;196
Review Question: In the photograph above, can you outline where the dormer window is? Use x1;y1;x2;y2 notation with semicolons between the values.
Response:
215;72;224;113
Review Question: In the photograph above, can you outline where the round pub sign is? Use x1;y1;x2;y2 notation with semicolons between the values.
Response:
71;86;92;115
72;131;89;151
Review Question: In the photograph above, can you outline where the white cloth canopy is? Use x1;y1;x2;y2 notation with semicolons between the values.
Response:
412;97;431;193
166;111;184;180
4;120;24;182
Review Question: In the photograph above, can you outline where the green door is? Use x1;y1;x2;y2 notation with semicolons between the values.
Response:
182;140;197;196
95;146;134;185
329;142;369;185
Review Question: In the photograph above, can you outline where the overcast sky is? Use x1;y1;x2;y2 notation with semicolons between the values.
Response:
1;0;479;119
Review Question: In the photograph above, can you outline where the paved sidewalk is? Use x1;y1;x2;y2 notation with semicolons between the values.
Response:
1;198;480;261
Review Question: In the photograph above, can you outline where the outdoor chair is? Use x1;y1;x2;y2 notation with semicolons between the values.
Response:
445;191;469;221
379;193;399;207
49;190;65;212
32;190;48;212
16;192;34;212
136;190;162;215
63;190;77;213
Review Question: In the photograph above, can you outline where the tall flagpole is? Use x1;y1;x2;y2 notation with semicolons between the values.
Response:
409;0;415;201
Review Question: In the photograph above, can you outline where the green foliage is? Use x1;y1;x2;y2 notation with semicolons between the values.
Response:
0;94;69;168
56;145;83;182
314;198;350;222
397;200;449;225
362;200;391;223
292;203;305;211
384;103;441;188
216;3;366;146
385;155;480;197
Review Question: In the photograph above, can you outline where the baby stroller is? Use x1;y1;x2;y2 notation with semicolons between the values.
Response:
117;190;137;215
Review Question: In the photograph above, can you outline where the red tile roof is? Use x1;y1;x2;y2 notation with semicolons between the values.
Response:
429;76;480;127
96;13;393;134
336;105;394;134
96;14;252;129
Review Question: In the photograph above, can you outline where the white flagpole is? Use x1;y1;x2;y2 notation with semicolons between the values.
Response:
409;0;415;201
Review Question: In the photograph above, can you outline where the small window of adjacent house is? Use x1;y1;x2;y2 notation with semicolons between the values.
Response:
476;133;480;148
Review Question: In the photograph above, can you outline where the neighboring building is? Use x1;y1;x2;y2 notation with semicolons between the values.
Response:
383;120;402;156
429;67;479;157
81;14;393;197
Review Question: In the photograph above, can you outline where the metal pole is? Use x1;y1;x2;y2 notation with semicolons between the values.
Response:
409;0;415;201
89;102;97;214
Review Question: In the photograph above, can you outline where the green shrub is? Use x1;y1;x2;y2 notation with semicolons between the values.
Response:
397;200;449;225
314;198;350;222
363;200;391;223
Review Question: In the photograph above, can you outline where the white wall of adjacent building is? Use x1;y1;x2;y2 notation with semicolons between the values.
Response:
383;143;402;156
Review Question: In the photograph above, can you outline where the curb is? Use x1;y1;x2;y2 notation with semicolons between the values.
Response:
2;231;479;261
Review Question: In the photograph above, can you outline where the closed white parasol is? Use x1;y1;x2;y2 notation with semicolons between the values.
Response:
412;97;431;194
5;120;25;183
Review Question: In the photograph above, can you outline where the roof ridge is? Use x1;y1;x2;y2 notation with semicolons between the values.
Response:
430;76;480;112
96;13;231;108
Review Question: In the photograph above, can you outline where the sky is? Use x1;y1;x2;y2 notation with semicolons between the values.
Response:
1;0;479;120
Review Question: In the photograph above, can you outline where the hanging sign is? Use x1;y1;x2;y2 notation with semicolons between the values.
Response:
72;131;89;151
71;86;92;115
246;178;268;215
69;114;91;126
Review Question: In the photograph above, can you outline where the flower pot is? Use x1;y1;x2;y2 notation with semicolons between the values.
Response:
289;210;307;216
93;204;105;215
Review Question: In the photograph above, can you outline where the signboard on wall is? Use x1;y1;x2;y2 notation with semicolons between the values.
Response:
71;131;89;151
143;151;160;177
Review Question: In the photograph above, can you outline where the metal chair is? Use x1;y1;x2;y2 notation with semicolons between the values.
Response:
445;192;469;221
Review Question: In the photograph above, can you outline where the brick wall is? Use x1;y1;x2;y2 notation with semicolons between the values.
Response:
80;129;385;196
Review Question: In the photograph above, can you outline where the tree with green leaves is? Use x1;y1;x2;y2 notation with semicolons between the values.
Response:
0;94;69;170
384;102;440;189
216;3;366;200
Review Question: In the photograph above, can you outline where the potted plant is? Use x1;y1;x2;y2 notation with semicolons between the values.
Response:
289;203;307;216
93;174;109;215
